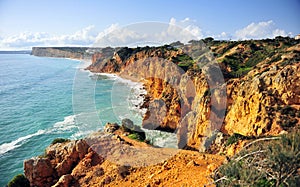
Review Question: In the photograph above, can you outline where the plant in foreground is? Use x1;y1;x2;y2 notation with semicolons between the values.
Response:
213;131;300;187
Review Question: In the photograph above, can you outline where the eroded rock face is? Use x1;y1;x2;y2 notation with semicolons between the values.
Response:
224;63;300;136
24;158;55;187
24;139;89;187
87;44;299;151
104;122;119;133
52;174;73;187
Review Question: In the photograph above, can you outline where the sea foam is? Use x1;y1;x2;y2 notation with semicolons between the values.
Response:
0;130;46;155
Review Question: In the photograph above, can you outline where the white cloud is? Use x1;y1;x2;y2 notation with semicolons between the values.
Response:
1;19;291;50
94;24;147;47
0;25;97;50
59;25;97;44
0;19;204;50
235;20;288;40
93;18;203;47
211;31;231;40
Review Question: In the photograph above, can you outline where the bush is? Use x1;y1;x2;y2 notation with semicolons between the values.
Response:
7;174;30;187
127;133;145;142
214;131;300;186
280;105;296;116
226;133;248;146
121;118;146;141
51;138;70;145
279;106;298;129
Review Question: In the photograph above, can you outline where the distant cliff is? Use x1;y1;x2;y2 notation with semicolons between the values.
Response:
31;47;92;60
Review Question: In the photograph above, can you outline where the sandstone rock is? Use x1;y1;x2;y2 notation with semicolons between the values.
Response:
31;47;89;60
186;160;197;167
104;122;120;133
52;174;73;187
52;139;89;176
24;157;55;187
25;139;89;187
207;163;218;172
224;63;300;136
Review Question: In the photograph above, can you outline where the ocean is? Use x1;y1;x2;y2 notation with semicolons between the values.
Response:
0;54;149;186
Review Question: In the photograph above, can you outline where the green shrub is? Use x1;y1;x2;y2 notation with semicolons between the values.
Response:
127;133;145;142
172;54;194;71
226;133;248;146
280;105;296;116
7;174;30;187
214;131;300;186
268;55;281;64
51;138;70;145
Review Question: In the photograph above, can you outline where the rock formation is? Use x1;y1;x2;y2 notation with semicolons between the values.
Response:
23;128;225;187
24;139;89;187
86;37;300;150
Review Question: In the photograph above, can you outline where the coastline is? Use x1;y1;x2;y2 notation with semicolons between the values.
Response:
9;37;300;187
86;71;148;121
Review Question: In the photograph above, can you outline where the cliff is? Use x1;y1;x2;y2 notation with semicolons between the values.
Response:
87;37;300;150
31;47;93;60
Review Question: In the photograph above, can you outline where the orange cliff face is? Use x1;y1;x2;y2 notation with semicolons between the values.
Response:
86;40;300;151
224;62;300;136
87;45;226;150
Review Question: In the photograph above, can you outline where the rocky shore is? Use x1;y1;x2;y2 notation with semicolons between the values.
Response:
23;119;225;187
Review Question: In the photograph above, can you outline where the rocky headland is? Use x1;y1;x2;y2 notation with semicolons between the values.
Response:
14;37;300;186
87;37;300;150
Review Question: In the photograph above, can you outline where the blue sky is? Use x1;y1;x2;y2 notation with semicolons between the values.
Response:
0;0;299;50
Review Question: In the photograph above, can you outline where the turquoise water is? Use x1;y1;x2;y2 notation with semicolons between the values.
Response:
0;54;144;186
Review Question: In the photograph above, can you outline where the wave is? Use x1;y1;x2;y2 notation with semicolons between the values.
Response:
0;130;46;155
143;129;178;148
75;60;92;71
70;130;94;139
52;115;77;132
0;115;80;155
89;72;118;80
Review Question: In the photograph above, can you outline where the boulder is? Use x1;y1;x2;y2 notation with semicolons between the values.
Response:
104;122;120;133
24;157;55;187
121;118;146;141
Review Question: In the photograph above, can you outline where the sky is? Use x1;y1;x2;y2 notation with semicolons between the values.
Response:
0;0;299;50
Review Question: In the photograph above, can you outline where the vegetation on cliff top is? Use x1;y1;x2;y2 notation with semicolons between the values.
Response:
207;36;300;78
